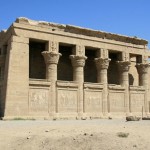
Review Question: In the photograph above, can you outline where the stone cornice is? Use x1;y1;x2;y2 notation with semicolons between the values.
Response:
14;17;148;46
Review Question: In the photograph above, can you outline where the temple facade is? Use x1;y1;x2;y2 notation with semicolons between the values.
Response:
0;17;150;119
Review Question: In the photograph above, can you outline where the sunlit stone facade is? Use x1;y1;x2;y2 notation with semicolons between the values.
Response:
0;17;150;119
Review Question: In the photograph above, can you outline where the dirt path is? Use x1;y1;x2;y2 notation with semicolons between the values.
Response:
0;119;150;150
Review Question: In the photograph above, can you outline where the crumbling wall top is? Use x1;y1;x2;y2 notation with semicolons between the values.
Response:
14;17;148;46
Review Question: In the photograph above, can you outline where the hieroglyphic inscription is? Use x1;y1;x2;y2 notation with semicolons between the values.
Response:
122;52;129;61
76;45;85;56
29;89;48;112
109;92;125;113
130;93;144;113
84;91;102;112
57;89;78;112
100;48;108;58
49;41;58;52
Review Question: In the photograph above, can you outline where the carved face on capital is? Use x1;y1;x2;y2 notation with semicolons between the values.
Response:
70;55;87;67
42;51;61;64
95;58;111;69
136;63;150;74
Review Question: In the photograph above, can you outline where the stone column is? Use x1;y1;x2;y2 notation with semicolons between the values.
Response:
136;63;150;115
42;51;61;81
70;55;87;117
42;51;61;117
118;61;131;115
95;58;110;116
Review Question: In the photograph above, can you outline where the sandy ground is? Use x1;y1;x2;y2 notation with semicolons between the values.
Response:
0;119;150;150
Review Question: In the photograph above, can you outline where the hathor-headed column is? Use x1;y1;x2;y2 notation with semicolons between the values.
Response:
95;57;110;116
70;54;87;116
95;58;110;83
42;51;61;117
42;51;61;81
118;61;131;115
70;45;87;117
70;55;87;82
136;63;149;87
136;62;150;114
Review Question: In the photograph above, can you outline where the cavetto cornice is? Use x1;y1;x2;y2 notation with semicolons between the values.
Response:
14;17;148;46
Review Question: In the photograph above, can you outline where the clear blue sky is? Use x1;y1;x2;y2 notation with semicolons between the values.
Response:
0;0;150;47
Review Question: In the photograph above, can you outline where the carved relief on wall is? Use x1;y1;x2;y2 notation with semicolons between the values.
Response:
76;45;85;56
84;90;102;113
29;89;49;113
130;93;144;113
122;52;129;61
100;48;108;59
109;92;125;113
50;41;58;52
57;89;78;113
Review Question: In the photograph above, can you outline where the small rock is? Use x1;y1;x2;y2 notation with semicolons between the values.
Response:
84;133;87;136
90;134;93;136
27;136;31;139
45;130;49;132
108;117;112;120
126;116;140;121
133;144;137;147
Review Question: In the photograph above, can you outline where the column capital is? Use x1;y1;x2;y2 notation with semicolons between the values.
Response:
95;58;111;70
117;61;131;72
42;51;61;64
136;63;150;74
70;55;87;67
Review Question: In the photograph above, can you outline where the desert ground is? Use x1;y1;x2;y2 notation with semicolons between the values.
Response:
0;118;150;150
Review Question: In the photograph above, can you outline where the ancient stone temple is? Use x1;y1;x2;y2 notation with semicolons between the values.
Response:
0;17;150;119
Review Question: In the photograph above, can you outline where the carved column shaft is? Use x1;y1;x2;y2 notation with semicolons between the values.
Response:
70;55;87;116
70;55;87;82
42;51;61;81
118;61;131;86
95;58;110;116
136;63;150;115
95;58;110;84
118;61;131;115
42;51;61;116
136;63;149;86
